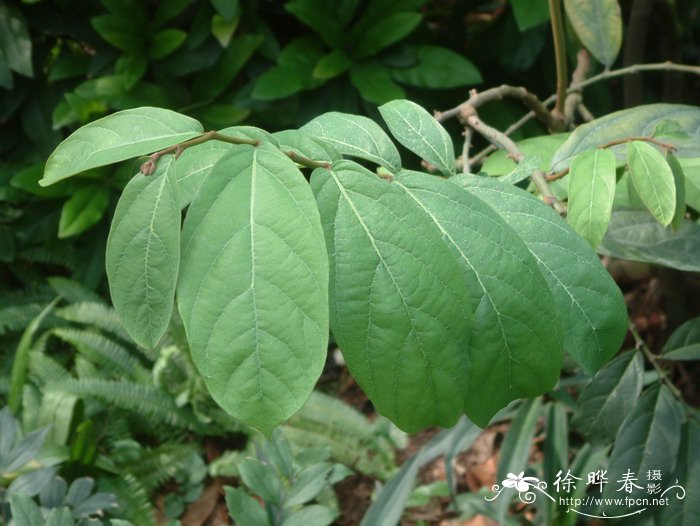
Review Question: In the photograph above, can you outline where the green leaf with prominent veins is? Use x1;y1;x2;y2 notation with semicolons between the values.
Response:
627;141;676;226
178;145;329;435
571;351;644;444
379;100;455;176
311;161;472;432
106;155;181;349
301;112;402;171
41;107;203;186
563;0;622;67
551;104;700;171
453;175;627;374
567;148;617;248
175;126;278;207
394;170;561;426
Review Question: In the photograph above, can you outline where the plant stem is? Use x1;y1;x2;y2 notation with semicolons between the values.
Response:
461;108;567;216
628;322;684;402
461;127;473;174
140;132;330;174
462;61;700;166
548;0;568;118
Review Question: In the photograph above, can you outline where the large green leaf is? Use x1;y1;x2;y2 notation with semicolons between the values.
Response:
655;419;700;526
453;175;627;374
178;145;329;434
173;126;274;207
563;0;622;67
106;156;181;349
627;141;676;226
58;184;110;238
301;112;401;171
551;105;700;171
681;157;700;212
379;100;455;176
273;130;340;163
395;171;561;425
41;107;203;186
603;385;683;508
392;46;482;88
311;160;472;432
571;351;644;444
599;211;700;271
567;148;617;247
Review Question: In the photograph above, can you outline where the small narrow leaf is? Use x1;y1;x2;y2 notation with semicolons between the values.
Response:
379;100;455;176
627;141;676;226
567;148;617;247
395;171;562;426
106;156;181;348
655;420;700;526
178;145;329;434
571;351;644;444
603;385;683;509
58;184;110;238
662;317;700;361
563;0;622;67
41;107;203;186
224;487;268;525
667;153;687;231
454;176;627;374
311;160;472;432
300;111;401;171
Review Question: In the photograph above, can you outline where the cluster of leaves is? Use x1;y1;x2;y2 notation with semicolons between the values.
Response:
40;99;632;436
253;0;481;105
225;429;352;526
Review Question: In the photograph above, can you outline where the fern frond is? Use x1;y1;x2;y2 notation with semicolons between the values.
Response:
52;328;150;383
282;391;399;479
100;473;156;526
124;443;197;491
46;379;202;430
29;340;71;384
54;302;136;349
18;246;76;269
47;277;104;304
0;303;47;335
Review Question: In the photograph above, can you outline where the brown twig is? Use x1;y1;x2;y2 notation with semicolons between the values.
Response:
464;61;700;168
629;322;685;403
139;132;331;174
460;106;567;216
